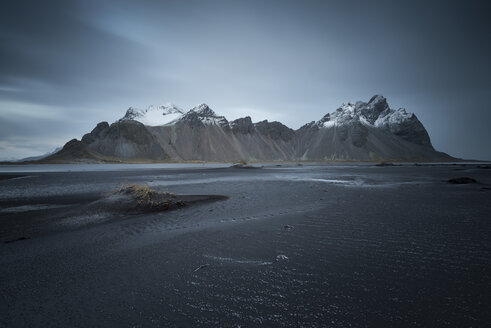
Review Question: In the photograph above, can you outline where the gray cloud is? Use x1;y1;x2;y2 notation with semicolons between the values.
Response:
0;0;490;160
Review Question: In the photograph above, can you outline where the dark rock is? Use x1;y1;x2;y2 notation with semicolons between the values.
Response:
81;121;109;144
254;120;295;141
376;162;395;166
297;121;318;133
447;177;477;184
231;163;259;169
231;116;254;134
362;95;389;124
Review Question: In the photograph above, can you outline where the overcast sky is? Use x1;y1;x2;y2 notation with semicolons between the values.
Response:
0;0;490;160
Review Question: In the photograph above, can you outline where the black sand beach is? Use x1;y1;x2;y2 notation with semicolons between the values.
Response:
1;163;490;327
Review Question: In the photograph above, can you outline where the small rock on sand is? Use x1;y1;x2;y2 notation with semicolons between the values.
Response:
447;177;477;184
376;162;395;167
276;254;289;261
231;163;258;169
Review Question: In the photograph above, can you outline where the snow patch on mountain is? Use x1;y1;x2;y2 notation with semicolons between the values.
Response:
316;96;413;129
317;103;357;128
374;108;413;127
120;104;184;126
182;104;229;127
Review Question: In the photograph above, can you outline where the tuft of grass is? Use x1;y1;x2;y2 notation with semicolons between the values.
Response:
118;183;155;197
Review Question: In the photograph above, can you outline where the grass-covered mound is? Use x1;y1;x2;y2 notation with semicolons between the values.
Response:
85;184;227;214
115;184;185;211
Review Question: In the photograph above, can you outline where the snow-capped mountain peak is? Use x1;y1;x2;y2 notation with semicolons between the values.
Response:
120;104;184;126
191;103;216;116
316;95;414;129
180;104;229;127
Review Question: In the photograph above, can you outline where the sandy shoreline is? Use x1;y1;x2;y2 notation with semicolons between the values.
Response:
1;164;490;326
0;188;228;243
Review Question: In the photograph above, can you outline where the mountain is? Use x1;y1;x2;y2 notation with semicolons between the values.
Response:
293;95;449;161
44;96;455;163
80;120;167;160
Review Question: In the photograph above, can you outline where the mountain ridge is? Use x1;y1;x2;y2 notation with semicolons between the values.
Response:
44;95;455;163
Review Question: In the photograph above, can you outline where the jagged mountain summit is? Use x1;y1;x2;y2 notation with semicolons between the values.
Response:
178;104;230;127
313;95;431;146
46;95;454;163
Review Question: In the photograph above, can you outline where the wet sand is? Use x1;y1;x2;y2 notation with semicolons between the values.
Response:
1;163;490;327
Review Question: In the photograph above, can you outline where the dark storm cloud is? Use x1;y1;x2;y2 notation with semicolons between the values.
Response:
0;0;160;105
0;0;490;160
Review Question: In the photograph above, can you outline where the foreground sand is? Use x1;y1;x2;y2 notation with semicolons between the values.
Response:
1;163;490;326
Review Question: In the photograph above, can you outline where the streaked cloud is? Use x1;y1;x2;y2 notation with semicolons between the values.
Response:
0;0;490;160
